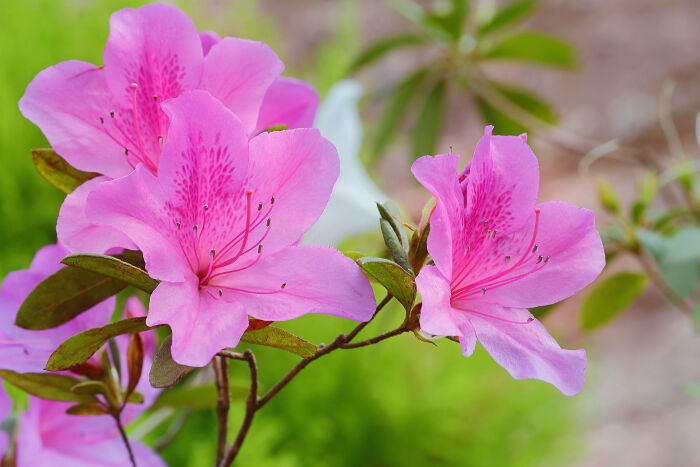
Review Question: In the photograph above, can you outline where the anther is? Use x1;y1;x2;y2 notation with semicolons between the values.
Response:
486;230;492;237
193;224;198;232
532;244;538;253
153;94;158;101
505;255;511;263
270;196;275;205
158;135;164;145
210;249;216;258
218;289;223;297
176;222;181;230
130;82;139;90
466;246;471;253
483;221;488;227
281;282;287;289
481;287;487;295
527;317;534;322
266;218;271;227
492;230;497;238
110;111;115;118
536;255;543;264
204;204;209;211
124;147;129;155
544;256;550;263
258;202;263;211
99;117;104;124
258;245;263;254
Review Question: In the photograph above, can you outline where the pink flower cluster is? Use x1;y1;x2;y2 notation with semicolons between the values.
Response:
0;2;605;464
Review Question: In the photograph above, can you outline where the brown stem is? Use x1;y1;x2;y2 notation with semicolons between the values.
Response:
213;355;230;465
216;294;397;465
219;350;258;467
114;414;137;467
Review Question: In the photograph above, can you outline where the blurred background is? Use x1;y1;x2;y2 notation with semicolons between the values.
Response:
1;0;699;465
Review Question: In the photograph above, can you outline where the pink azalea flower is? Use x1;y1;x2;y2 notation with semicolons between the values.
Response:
412;126;605;395
15;396;164;467
0;244;114;373
0;383;9;456
86;90;375;367
18;3;318;254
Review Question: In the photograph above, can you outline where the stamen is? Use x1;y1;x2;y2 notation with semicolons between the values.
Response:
158;135;164;145
193;224;198;233
281;282;287;289
270;196;275;205
258;202;263;211
129;82;147;165
258;245;263;254
492;230;497;238
536;255;543;264
483;221;488;227
218;289;223;296
124;147;129;155
110;111;115;118
266;218;271;227
453;305;534;325
199;250;216;285
153;94;158;101
545;256;550;263
99;117;104;124
176;222;181;230
532;244;538;253
481;287;486;295
505;255;511;263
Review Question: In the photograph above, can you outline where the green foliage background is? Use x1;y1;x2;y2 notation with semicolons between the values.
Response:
0;1;582;465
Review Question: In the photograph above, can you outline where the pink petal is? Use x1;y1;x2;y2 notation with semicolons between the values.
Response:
466;126;539;236
0;244;114;373
16;398;165;466
148;280;249;367
18;61;133;178
57;177;137;254
157;90;250;269
103;4;204;170
86;165;190;283
214;245;375;322
483;201;605;308
411;153;464;278
201;37;283;135
199;30;221;56
246;129;339;254
254;77;319;134
415;265;476;355
468;303;586;396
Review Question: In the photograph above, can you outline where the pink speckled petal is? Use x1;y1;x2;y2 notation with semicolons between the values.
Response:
148;279;248;367
199;30;221;56
415;265;460;336
103;3;203;170
213;245;375;322
484;201;605;308
201;37;283;135
411;153;463;278
246;129;339;254
254;77;319;134
466;126;539;236
57;177;137;254
18;61;133;178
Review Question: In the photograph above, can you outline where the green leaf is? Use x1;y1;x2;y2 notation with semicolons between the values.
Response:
423;0;468;41
349;34;427;72
412;79;446;159
46;317;155;371
150;380;249;411
483;30;577;69
15;265;129;331
662;228;700;265
475;81;557;135
66;402;108;416
61;251;158;294
240;326;317;359
71;380;108;396
580;272;648;330
596;179;622;214
126;391;144;404
0;370;96;403
478;0;538;36
31;148;99;194
637;229;700;298
149;335;194;389
357;256;416;312
380;219;413;274
373;68;429;159
377;202;409;250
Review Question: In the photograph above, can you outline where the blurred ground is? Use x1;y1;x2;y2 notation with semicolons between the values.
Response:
258;0;700;465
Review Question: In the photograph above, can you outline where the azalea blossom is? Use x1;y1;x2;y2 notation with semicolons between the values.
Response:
18;3;318;254
15;396;164;467
86;90;376;367
0;243;114;373
304;80;388;246
413;126;604;395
